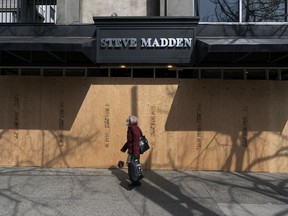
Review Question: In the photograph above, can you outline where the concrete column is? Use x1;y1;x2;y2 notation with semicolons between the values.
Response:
19;0;40;23
160;0;194;16
159;0;166;16
57;0;80;24
147;0;160;16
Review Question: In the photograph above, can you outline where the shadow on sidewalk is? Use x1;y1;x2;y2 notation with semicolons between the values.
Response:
109;167;224;216
109;167;133;191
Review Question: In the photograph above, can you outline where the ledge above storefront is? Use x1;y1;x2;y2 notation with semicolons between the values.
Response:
1;20;288;68
0;24;96;67
195;24;288;67
93;16;200;27
196;38;288;67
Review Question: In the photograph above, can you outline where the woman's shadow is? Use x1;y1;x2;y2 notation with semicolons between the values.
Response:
109;165;135;191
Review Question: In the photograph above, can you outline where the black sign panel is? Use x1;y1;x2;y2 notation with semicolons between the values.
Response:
96;27;195;64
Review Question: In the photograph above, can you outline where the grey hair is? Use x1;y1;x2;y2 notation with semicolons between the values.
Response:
129;115;138;124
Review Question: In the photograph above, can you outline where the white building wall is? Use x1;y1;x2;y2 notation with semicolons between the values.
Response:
167;0;193;16
57;0;195;24
81;0;147;23
57;0;80;24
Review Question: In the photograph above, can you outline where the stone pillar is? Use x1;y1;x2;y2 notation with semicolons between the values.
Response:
147;0;160;16
57;0;80;24
19;0;39;23
160;0;194;16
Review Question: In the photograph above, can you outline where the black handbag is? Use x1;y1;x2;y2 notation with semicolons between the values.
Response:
139;135;150;154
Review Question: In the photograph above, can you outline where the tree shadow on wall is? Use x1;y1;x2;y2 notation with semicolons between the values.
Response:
165;80;288;132
0;77;102;167
0;129;100;168
165;80;288;171
0;77;88;130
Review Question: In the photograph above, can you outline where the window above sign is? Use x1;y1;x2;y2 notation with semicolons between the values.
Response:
0;0;57;23
196;0;288;23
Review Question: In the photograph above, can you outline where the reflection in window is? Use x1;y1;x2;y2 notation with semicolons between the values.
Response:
65;69;85;76
223;69;244;79
201;69;222;79
87;68;108;77
0;68;19;75
242;0;286;22
110;68;131;77
133;68;154;78
197;0;288;23
21;68;41;76
197;0;239;22
282;69;288;80
178;69;199;79
245;69;266;80
155;68;177;78
43;68;63;76
269;69;280;80
0;0;57;23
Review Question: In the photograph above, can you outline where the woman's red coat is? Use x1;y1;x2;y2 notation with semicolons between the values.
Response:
121;124;142;158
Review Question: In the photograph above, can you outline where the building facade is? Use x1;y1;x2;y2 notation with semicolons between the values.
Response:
0;0;287;172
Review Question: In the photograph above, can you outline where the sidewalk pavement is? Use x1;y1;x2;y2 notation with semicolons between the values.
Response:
0;167;287;216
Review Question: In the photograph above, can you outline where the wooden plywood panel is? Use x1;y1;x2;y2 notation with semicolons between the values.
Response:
136;80;178;170
168;80;286;172
0;77;21;166
81;78;135;168
267;82;288;172
0;77;287;172
16;77;42;166
0;77;42;166
40;77;89;168
82;78;179;169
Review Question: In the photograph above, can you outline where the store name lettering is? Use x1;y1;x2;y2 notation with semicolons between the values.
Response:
100;38;193;48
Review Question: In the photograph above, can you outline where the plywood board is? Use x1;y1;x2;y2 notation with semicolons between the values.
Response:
0;77;287;172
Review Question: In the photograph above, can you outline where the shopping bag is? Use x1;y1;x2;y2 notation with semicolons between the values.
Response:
128;158;143;182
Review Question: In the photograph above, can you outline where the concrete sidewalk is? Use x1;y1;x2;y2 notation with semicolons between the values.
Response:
0;167;287;216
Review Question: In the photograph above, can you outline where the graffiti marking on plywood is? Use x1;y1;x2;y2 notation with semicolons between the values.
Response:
104;104;110;148
196;103;202;150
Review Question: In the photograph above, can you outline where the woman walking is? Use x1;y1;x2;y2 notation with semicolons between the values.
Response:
120;115;143;186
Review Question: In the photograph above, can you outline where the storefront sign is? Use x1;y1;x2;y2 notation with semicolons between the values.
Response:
96;27;196;64
94;17;199;64
100;37;193;48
